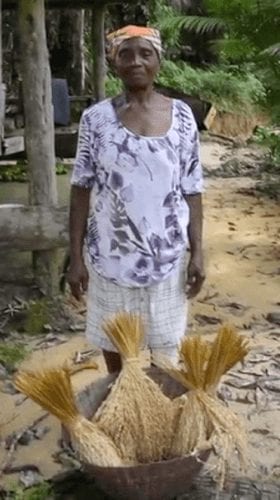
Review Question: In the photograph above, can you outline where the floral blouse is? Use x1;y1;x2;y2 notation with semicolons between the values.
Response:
71;98;203;287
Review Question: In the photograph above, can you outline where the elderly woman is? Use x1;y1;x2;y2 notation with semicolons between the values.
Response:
68;25;205;373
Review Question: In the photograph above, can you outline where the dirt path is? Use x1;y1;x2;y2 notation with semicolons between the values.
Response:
0;140;279;491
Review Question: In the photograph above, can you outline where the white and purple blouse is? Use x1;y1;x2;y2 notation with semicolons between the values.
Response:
71;98;203;288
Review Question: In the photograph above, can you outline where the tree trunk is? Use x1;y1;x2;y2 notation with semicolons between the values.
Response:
0;0;2;85
91;6;106;101
0;0;5;155
18;0;59;296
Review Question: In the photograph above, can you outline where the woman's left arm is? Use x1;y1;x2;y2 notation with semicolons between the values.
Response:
180;108;205;298
185;193;205;298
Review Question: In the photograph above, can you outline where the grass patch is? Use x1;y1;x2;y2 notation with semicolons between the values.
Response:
23;299;51;336
0;343;27;371
7;482;53;500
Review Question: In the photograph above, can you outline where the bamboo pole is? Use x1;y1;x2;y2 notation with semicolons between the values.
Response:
18;0;59;296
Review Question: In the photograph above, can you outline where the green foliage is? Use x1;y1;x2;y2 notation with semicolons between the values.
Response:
158;0;279;118
149;0;183;49
0;343;27;371
0;163;28;183
155;0;280;63
0;162;68;183
55;162;68;175
212;37;257;64
253;127;280;172
23;299;50;336
8;482;52;500
104;60;266;114
157;60;266;113
158;14;225;39
105;74;122;97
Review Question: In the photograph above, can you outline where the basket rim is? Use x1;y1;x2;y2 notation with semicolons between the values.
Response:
83;448;211;473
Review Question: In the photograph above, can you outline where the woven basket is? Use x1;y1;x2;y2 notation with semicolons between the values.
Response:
67;367;211;500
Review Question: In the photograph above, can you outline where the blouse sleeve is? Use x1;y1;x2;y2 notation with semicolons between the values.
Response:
71;112;95;189
180;109;204;196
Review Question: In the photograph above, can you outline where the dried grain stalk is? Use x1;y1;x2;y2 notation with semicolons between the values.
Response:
93;312;174;463
14;368;123;467
157;325;249;486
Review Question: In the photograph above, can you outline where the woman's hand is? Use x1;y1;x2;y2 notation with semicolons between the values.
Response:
186;252;205;299
67;258;89;301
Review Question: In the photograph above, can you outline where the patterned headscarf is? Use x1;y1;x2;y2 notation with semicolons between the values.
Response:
107;25;162;61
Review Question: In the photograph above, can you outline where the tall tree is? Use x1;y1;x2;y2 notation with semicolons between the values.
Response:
18;0;59;296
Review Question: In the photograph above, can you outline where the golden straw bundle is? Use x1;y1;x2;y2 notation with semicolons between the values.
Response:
14;368;123;467
93;312;173;463
160;325;250;486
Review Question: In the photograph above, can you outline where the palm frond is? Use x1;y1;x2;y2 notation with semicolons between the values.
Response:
210;37;257;61
159;15;226;37
251;0;280;14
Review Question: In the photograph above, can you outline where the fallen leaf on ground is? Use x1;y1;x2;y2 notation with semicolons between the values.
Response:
194;314;222;325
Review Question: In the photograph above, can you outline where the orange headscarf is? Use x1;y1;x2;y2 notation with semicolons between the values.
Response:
107;25;162;61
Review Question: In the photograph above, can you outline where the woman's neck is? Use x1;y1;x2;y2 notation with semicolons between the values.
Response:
124;86;156;107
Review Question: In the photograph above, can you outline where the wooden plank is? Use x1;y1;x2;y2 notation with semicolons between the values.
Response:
3;0;139;9
0;205;69;251
0;84;5;154
69;95;93;102
203;105;217;131
2;135;25;155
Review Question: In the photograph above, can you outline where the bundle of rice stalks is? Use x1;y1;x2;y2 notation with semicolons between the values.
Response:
159;325;250;487
93;312;174;463
14;368;123;467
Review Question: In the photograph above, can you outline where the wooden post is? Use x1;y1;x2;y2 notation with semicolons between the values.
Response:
47;9;85;95
71;9;85;94
0;0;2;85
92;5;106;101
0;205;69;251
0;0;5;156
18;0;59;296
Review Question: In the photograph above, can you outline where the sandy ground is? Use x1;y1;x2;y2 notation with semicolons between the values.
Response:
0;139;279;490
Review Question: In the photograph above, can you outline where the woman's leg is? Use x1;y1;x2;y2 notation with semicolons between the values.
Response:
147;257;187;366
103;350;122;374
151;346;179;365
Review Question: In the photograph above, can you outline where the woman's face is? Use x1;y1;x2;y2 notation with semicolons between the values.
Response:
114;37;160;90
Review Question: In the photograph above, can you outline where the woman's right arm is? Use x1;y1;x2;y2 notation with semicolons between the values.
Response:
68;186;90;300
67;111;95;300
